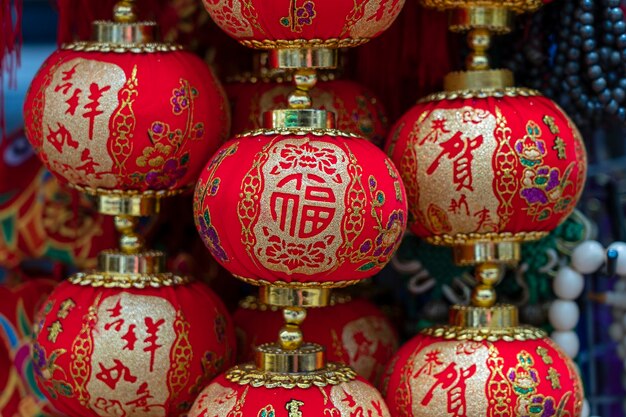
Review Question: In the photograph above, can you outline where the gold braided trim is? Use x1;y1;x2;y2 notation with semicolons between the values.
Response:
225;362;357;389
238;293;352;311
237;128;360;139
419;87;541;103
232;274;360;289
425;231;549;246
239;38;369;50
420;0;543;13
421;325;547;342
67;183;189;198
68;272;192;289
62;42;183;53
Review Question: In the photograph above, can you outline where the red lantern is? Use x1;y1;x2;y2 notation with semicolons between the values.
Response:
190;371;391;417
202;0;405;48
234;296;398;384
226;77;388;146
382;323;583;417
385;91;587;246
0;129;116;269
23;44;229;195
32;280;235;417
194;130;407;288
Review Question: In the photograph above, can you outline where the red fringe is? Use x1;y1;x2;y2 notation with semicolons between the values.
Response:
1;0;22;137
350;2;453;121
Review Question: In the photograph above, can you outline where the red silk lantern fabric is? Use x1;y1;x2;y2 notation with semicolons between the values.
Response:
32;280;235;417
225;79;389;147
190;373;391;417
0;129;116;269
234;297;398;384
23;48;229;194
0;278;59;417
382;332;583;417
385;93;587;243
202;0;406;47
193;131;407;287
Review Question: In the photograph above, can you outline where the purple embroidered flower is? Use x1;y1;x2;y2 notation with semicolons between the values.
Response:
521;188;548;204
152;122;165;135
295;1;316;26
171;86;190;115
197;210;229;262
360;240;372;253
146;158;188;190
32;343;46;377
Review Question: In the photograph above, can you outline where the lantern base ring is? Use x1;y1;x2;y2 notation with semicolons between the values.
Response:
269;48;338;69
263;109;336;130
452;240;521;265
444;68;514;91
227;360;357;389
96;194;160;216
449;6;514;33
98;249;166;274
254;342;325;373
93;20;157;45
421;0;543;14
449;304;519;328
259;286;331;308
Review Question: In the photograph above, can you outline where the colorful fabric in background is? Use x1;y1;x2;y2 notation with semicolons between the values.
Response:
0;128;116;270
0;273;59;417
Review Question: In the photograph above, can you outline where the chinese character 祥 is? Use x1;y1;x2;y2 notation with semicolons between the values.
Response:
143;317;165;372
82;83;111;140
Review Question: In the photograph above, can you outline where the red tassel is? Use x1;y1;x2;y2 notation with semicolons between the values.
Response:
0;0;22;137
55;0;117;44
350;3;452;121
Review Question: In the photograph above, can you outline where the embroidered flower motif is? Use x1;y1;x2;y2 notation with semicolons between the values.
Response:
295;1;316;26
136;142;173;168
264;235;329;271
171;85;190;115
145;157;188;189
380;210;405;249
197;209;228;262
32;343;47;378
280;1;316;31
276;143;339;178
